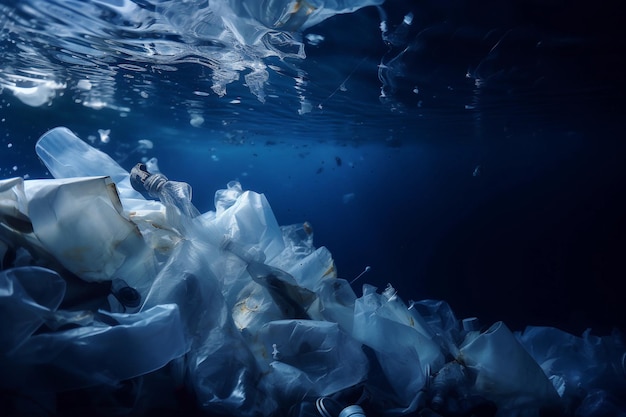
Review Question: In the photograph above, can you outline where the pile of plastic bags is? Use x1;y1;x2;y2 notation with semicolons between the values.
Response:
1;127;625;417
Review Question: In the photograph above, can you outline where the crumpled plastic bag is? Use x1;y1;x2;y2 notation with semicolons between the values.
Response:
516;326;626;415
25;177;157;291
459;321;560;413
0;266;65;354
257;319;368;402
352;284;445;414
0;266;188;391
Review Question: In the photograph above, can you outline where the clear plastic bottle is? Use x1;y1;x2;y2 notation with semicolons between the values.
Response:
35;127;144;200
130;163;200;218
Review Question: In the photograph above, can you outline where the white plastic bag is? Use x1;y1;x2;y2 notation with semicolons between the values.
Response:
0;266;65;354
257;319;368;401
352;284;444;413
459;321;559;412
24;177;157;295
1;266;188;392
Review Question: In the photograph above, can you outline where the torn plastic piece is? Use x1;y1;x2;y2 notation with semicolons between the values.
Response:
516;325;626;410
0;266;66;354
246;261;316;319
24;176;157;295
280;221;314;258
352;284;444;413
228;0;386;32
0;177;32;234
257;319;368;401
462;317;480;332
214;180;244;215
0;178;48;266
2;303;188;391
1;266;188;392
459;321;560;412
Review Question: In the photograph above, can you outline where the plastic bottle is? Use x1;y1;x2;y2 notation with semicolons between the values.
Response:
338;405;366;417
109;278;142;313
35;127;144;200
130;163;200;218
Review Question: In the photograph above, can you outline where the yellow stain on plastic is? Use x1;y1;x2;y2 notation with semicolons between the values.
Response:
233;296;262;330
292;0;316;15
322;262;336;278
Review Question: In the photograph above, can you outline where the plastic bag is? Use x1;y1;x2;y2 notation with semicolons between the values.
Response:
227;0;386;32
516;326;626;414
352;284;444;413
0;266;65;354
25;177;157;290
257;319;368;402
0;266;188;391
459;321;559;413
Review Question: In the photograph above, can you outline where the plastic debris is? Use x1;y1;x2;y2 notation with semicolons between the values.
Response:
1;127;625;416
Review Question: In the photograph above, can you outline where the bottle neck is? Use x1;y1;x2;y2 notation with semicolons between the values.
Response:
143;173;168;197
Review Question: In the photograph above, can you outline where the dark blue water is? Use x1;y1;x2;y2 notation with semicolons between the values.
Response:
1;0;625;337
